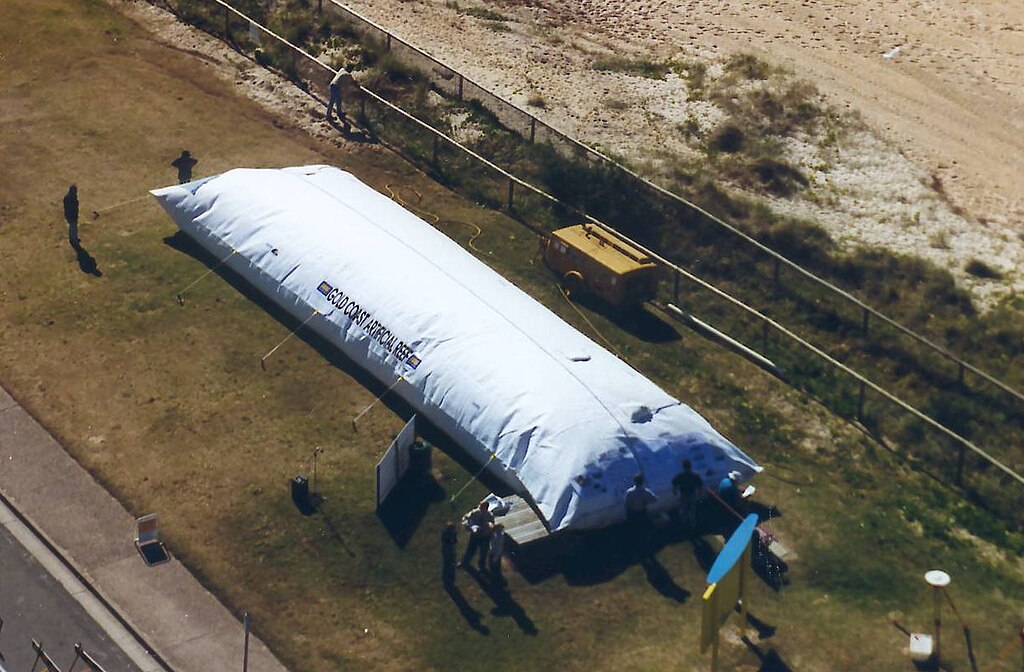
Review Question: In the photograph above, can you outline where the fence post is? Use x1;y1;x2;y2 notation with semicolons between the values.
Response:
506;178;514;211
530;117;536;143
243;612;251;672
33;638;43;670
957;362;965;386
32;639;63;672
856;380;866;421
70;643;83;672
862;308;869;335
457;74;464;101
386;33;392;51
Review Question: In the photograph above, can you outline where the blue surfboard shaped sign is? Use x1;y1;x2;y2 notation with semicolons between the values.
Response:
707;513;759;585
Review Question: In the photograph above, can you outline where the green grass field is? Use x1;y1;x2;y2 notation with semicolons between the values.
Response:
1;1;1021;671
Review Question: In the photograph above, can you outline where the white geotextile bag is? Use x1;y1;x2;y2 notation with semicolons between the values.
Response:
152;165;761;531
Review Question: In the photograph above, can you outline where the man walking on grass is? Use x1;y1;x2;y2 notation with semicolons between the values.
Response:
326;66;353;132
171;150;198;184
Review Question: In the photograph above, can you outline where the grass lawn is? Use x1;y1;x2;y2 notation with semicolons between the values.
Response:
1;1;1021;670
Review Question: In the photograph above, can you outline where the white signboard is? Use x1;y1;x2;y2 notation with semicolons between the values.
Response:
375;415;417;509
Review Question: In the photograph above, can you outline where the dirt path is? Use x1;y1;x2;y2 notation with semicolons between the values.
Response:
337;0;1024;306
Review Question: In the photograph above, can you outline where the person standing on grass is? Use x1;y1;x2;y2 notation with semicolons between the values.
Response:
624;473;658;562
171;150;198;184
63;184;79;248
718;470;742;511
326;66;352;132
441;521;458;587
488;523;507;584
672;459;703;531
460;500;494;571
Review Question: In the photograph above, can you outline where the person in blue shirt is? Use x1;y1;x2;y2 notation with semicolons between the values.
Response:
624;473;658;561
718;470;742;511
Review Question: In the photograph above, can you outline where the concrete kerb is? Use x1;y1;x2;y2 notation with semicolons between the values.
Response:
0;487;175;672
0;383;288;672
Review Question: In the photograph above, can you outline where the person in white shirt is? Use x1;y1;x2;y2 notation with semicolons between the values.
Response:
460;500;494;571
624;473;658;561
326;67;353;132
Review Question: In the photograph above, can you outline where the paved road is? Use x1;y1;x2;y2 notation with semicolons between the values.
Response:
0;382;285;672
0;525;142;672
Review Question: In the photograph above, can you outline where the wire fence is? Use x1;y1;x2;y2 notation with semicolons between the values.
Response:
151;0;1023;525
320;0;1024;411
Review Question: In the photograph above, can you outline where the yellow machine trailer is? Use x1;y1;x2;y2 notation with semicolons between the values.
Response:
542;224;661;310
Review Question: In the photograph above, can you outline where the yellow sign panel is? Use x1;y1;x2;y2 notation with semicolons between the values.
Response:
700;545;750;654
700;514;758;659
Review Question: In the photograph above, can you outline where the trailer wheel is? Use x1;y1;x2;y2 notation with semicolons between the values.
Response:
562;270;584;298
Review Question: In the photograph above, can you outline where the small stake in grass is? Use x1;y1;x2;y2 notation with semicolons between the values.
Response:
311;445;323;496
175;249;237;306
259;309;323;370
351;376;404;431
91;194;150;219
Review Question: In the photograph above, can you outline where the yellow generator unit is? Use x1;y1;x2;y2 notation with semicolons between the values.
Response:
543;224;660;310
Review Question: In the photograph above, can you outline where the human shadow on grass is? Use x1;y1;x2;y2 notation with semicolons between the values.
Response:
73;242;102;277
514;520;694;605
327;116;375;144
465;566;538;635
742;636;793;672
377;469;446;548
641;555;691;603
444;583;489;636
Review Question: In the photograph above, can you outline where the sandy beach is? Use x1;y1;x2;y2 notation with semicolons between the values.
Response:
336;0;1024;305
